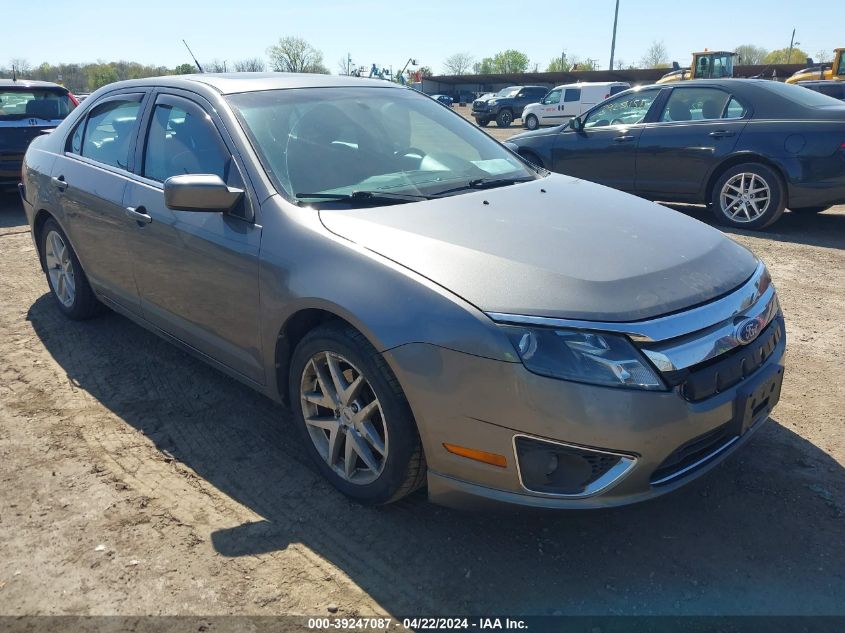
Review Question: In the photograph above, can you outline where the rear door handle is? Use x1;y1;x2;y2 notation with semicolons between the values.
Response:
125;206;152;224
613;135;635;143
51;175;68;191
709;130;736;138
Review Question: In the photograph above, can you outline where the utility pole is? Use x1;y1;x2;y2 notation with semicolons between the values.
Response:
609;0;620;70
787;29;796;64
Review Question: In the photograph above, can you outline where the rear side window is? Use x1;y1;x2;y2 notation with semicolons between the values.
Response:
564;88;581;102
660;87;730;122
609;85;627;96
143;98;232;184
0;89;75;122
74;99;142;169
724;97;748;119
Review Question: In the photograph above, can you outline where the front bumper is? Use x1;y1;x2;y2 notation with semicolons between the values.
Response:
384;317;785;510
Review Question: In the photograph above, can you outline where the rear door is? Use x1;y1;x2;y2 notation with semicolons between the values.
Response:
122;91;264;383
635;86;749;199
52;91;147;312
551;88;662;191
560;87;582;119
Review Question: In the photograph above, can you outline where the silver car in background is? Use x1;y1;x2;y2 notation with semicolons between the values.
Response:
19;74;785;508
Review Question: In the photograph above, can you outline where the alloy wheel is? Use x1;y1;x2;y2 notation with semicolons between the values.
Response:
719;173;771;223
44;230;76;307
300;351;388;485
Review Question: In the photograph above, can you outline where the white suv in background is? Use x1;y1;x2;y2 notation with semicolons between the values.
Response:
522;81;630;130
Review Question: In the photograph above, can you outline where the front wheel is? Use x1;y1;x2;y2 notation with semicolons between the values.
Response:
711;163;785;229
39;218;100;319
289;324;426;505
476;119;489;127
524;114;539;131
790;205;831;214
496;109;514;128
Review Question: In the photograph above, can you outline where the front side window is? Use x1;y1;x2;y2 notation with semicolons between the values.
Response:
142;99;232;183
660;88;730;122
564;88;581;103
583;89;660;128
76;99;142;169
544;89;561;105
227;87;536;206
0;89;75;121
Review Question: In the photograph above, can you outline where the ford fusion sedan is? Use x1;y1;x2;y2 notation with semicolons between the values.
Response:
508;79;845;229
1;79;77;188
20;74;785;509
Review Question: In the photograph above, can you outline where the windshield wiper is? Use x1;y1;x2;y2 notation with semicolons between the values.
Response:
294;190;433;205
432;177;535;198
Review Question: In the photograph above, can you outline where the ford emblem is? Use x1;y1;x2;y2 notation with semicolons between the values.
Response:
736;318;761;345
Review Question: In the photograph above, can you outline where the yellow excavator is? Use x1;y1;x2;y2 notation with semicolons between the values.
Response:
785;48;845;84
657;51;737;84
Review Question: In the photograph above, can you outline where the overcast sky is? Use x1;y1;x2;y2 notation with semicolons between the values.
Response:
6;0;839;74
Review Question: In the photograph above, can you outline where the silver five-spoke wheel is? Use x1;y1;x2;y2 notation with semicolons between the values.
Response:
44;230;76;307
719;172;771;223
300;351;388;485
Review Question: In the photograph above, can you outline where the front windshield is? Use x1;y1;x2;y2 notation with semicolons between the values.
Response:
496;87;520;98
227;87;536;206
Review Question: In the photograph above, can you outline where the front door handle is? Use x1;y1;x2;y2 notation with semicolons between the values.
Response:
51;175;68;191
709;130;736;138
613;135;635;143
125;206;152;224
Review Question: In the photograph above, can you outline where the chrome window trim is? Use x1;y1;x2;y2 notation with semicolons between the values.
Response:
511;434;637;499
489;262;777;372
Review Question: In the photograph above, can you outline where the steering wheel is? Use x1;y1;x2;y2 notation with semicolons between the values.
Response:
394;146;427;159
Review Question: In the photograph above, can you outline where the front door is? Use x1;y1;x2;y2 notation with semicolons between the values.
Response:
53;92;146;312
551;88;662;191
122;92;264;384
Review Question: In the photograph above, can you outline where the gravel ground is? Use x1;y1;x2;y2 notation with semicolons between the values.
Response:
0;189;843;617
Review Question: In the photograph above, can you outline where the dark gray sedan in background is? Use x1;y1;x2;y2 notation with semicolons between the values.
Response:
20;74;785;509
508;79;845;229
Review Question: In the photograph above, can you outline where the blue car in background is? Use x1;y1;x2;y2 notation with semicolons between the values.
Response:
429;94;453;107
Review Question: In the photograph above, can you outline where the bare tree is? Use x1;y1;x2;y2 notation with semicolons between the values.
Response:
204;60;228;73
234;58;266;72
639;40;670;69
442;52;474;75
267;36;329;74
9;57;32;76
734;44;768;65
815;49;832;63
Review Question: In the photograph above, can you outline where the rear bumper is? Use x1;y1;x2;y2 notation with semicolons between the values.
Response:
0;156;23;186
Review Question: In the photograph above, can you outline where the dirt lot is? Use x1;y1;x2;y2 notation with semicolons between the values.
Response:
0;188;843;618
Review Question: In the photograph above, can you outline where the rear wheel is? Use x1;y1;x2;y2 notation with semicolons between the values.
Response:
39;218;100;319
711;163;785;229
496;109;514;128
790;205;831;214
289;324;425;505
524;114;539;131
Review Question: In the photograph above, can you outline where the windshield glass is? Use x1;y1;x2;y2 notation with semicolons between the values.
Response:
496;87;520;98
227;87;536;206
0;88;75;121
759;81;845;107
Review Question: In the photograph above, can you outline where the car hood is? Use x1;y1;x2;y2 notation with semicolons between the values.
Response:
317;175;758;322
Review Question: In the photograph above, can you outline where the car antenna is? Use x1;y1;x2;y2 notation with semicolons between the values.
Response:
182;40;205;73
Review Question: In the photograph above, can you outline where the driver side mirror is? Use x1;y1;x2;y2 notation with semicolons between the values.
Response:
164;174;244;212
569;116;584;131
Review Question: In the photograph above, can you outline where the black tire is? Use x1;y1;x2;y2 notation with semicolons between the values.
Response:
710;162;786;230
288;323;426;505
524;114;539;131
476;118;489;127
790;205;831;214
496;109;514;128
38;218;100;320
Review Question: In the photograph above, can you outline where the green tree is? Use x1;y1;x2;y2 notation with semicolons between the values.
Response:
491;49;529;73
571;56;599;71
763;47;809;64
87;64;119;89
173;63;196;74
473;57;494;74
546;54;572;72
734;44;768;65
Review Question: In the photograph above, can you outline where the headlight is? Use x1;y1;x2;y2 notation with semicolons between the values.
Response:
502;326;665;390
487;99;498;105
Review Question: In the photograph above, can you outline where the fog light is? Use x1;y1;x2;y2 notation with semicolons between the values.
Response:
514;436;635;496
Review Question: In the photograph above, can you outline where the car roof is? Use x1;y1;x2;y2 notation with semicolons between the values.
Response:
0;78;68;91
552;81;630;90
95;72;404;95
